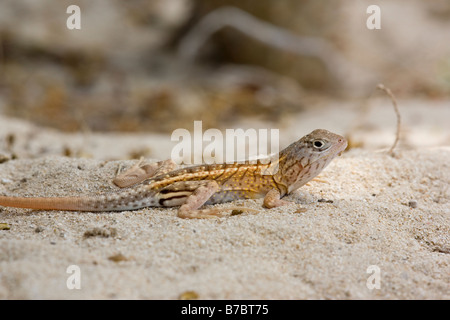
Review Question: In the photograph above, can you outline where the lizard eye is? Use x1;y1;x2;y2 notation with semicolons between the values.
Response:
312;139;329;151
313;140;325;148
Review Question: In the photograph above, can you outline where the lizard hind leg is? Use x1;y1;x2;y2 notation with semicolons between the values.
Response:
176;181;259;219
113;158;178;188
177;181;222;219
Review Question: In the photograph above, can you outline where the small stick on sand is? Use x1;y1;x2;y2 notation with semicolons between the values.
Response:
377;84;401;156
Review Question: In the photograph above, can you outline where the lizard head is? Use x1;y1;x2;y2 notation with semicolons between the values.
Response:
280;129;347;193
298;129;347;165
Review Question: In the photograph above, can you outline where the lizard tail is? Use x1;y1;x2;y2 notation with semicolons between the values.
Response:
0;187;159;211
0;196;101;211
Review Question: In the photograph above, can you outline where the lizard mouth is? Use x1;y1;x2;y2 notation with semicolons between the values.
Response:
337;139;348;156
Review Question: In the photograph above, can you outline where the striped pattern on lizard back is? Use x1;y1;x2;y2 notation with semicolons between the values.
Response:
0;129;347;218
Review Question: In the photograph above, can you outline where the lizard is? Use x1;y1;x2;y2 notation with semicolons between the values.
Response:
0;129;347;219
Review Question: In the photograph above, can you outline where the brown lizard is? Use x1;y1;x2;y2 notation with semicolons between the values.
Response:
0;129;347;218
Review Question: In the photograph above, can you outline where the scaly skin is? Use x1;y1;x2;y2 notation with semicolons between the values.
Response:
0;129;347;218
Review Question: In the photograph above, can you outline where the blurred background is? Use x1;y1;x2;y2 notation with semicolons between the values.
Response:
0;0;449;159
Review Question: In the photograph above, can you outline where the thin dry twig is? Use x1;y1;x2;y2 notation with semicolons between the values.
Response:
376;84;401;156
177;6;375;89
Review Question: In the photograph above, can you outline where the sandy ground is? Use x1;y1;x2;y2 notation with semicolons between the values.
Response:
0;100;448;299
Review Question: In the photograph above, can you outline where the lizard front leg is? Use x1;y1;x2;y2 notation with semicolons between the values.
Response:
263;188;292;208
113;158;177;188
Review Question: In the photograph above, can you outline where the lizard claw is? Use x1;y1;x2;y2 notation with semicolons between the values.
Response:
177;208;226;219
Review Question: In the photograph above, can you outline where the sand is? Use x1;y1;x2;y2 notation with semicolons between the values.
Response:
0;107;448;299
